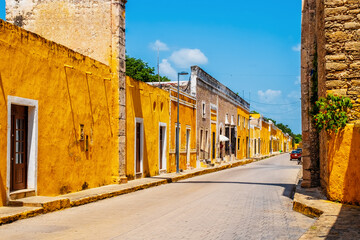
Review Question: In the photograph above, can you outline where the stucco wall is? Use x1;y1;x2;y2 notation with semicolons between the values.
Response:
169;89;197;171
326;124;360;204
196;81;218;161
5;0;127;179
6;0;111;65
125;77;170;179
0;20;119;206
236;107;250;160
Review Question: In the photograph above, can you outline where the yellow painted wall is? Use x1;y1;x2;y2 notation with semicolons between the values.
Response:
250;127;261;158
236;107;249;159
169;89;197;172
260;121;270;156
126;77;170;179
326;124;360;204
0;20;119;206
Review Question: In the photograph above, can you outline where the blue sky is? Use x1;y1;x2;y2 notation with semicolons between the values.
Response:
0;0;302;134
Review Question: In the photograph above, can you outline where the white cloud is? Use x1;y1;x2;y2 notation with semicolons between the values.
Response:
258;89;282;102
169;48;208;68
292;44;301;52
159;59;177;81
294;76;301;85
150;40;169;51
287;90;301;100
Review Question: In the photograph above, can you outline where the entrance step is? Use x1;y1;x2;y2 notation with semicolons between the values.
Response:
8;196;70;212
9;189;36;201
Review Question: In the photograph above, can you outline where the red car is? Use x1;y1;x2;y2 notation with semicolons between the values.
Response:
290;150;302;160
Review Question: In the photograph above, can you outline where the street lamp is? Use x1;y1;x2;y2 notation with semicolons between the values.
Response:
176;71;189;173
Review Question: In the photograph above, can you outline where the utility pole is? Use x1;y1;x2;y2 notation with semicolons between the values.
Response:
248;92;251;159
157;47;161;86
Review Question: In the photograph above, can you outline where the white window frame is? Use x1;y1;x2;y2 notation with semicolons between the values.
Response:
7;96;38;197
202;101;206;118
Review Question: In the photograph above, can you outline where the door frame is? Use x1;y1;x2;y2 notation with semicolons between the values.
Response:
134;118;144;175
7;96;38;197
158;122;167;172
185;126;191;166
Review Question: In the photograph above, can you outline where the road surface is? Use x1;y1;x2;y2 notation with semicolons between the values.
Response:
0;154;314;240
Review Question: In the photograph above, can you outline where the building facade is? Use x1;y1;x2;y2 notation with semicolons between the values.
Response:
5;0;128;181
0;20;119;206
189;66;250;165
126;77;170;179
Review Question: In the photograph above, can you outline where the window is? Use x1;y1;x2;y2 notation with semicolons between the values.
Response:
200;129;204;150
202;102;206;118
205;130;209;151
238;115;240;126
238;138;240;150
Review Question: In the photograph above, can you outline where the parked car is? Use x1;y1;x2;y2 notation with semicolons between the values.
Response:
290;150;302;160
296;148;302;154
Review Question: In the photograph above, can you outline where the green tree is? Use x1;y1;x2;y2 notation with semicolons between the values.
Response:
125;55;171;82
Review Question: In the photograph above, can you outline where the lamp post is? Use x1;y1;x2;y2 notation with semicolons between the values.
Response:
176;71;189;173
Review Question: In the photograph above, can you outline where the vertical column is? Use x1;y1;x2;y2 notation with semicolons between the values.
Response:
111;0;127;182
301;0;320;188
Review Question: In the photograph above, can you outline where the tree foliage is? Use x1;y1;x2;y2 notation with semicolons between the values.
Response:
126;55;171;82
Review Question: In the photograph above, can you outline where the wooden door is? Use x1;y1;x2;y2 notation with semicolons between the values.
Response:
159;127;164;170
11;105;28;191
136;123;141;173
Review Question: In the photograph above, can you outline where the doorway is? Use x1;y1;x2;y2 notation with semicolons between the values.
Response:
212;131;216;161
159;124;167;172
11;105;28;191
134;119;143;176
186;129;191;167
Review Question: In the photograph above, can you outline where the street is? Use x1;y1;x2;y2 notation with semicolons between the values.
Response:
0;154;315;240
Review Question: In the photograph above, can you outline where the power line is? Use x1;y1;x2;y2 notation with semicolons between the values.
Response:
245;98;301;106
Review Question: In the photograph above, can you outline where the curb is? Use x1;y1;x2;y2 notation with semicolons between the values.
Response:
292;200;324;218
0;153;282;225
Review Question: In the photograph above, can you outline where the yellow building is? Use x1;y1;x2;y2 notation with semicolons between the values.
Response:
0;20;119;206
168;87;197;171
126;77;170;179
236;107;250;160
260;120;271;156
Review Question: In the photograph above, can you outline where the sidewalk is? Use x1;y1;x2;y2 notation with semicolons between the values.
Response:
293;183;360;239
1;156;269;226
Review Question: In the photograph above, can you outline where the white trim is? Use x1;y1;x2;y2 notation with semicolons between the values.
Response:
7;96;38;198
158;122;167;172
134;118;144;174
201;101;206;119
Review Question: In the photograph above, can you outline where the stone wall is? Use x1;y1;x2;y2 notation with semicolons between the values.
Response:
301;0;321;188
302;0;360;203
6;0;127;180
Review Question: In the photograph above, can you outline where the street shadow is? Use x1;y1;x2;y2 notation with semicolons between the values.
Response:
325;204;360;239
150;178;297;199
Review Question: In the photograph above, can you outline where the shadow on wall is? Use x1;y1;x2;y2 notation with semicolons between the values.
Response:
343;124;360;204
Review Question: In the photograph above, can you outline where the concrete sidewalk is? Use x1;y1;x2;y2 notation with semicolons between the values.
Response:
293;183;360;239
1;155;274;226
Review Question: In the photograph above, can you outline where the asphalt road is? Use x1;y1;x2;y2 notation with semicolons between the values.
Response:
0;154;315;240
